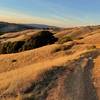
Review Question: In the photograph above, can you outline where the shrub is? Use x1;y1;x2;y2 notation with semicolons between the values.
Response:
58;35;73;44
20;31;57;51
0;32;4;36
87;45;96;50
12;59;17;62
0;41;25;54
77;37;84;40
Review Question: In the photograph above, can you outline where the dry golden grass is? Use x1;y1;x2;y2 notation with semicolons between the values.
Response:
0;29;39;43
0;26;100;100
0;49;99;100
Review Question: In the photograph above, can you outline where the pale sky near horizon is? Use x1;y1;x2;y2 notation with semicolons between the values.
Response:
0;0;100;27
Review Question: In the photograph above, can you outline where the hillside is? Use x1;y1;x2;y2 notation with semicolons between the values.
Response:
0;25;100;100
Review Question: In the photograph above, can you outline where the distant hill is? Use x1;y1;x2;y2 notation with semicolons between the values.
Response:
26;23;58;29
0;22;31;33
0;22;59;33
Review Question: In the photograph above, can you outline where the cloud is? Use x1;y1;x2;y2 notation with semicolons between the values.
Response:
0;8;96;27
0;9;70;27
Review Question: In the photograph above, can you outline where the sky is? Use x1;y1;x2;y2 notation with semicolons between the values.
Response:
0;0;100;27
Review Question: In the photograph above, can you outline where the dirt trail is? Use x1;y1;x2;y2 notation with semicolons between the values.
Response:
0;49;99;100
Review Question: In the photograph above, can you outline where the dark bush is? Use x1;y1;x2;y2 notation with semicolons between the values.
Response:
20;31;57;51
0;41;25;54
0;32;4;36
0;31;57;54
12;59;17;62
58;35;73;44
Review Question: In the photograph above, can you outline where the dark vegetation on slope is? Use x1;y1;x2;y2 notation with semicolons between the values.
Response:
58;35;73;44
0;66;67;100
19;67;66;100
0;31;57;54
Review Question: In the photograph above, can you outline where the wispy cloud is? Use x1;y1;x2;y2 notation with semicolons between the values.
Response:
0;0;100;27
0;9;70;27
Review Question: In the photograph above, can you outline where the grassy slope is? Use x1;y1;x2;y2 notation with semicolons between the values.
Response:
0;26;100;100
